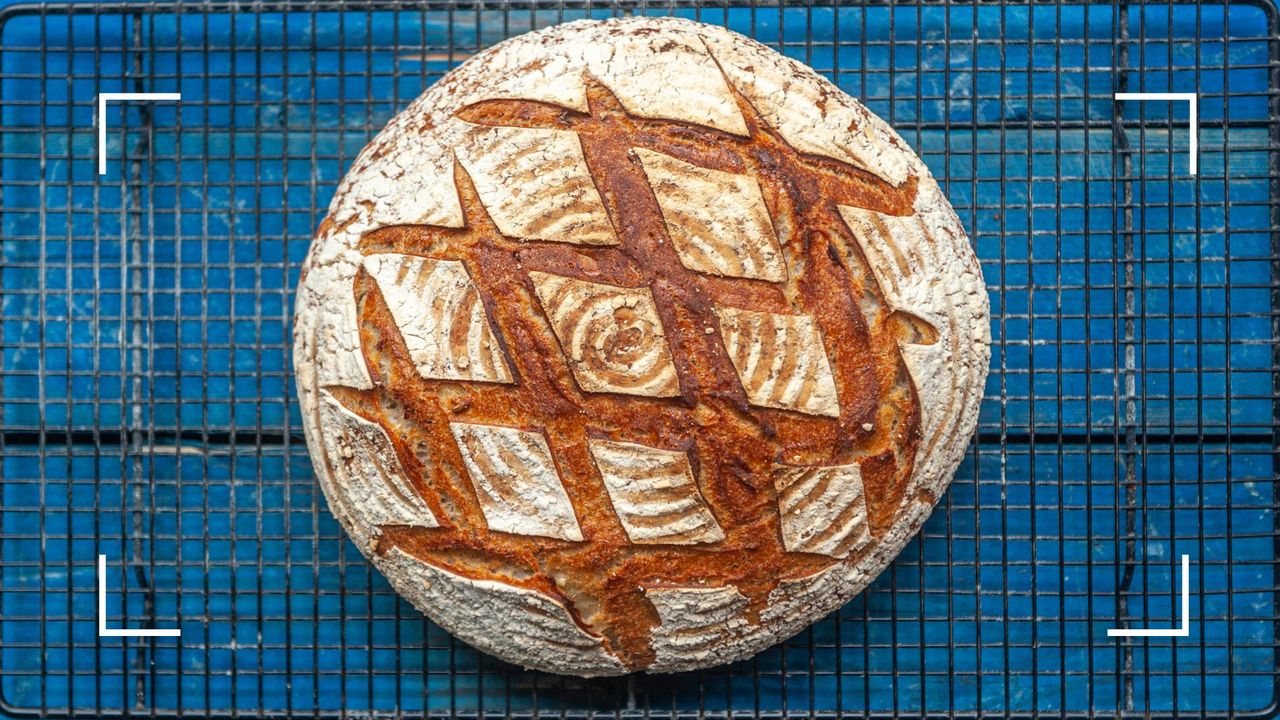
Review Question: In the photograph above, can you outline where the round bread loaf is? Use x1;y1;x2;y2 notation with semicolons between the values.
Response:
293;16;990;676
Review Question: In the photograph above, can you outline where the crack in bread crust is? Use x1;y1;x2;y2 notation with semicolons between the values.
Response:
294;16;990;677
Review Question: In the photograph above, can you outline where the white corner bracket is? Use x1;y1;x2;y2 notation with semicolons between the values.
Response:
97;554;181;638
1107;554;1191;638
1112;92;1199;176
96;92;182;175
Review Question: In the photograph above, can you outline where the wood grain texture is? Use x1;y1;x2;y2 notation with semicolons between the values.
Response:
293;15;990;676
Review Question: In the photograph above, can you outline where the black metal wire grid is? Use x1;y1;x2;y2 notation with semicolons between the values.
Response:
0;0;1277;717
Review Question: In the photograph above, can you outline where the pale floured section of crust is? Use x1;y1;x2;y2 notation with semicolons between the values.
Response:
634;147;786;282
645;585;751;669
579;27;748;135
700;26;913;187
295;256;372;390
715;306;840;418
773;463;870;558
456;123;616;245
473;19;749;136
326;114;464;234
642;569;831;674
463;36;589;114
377;547;625;675
529;271;681;398
838;180;990;502
364;253;513;384
449;422;584;542
588;439;725;545
316;390;438;551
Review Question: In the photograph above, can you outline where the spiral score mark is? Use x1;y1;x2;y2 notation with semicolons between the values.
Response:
530;271;681;398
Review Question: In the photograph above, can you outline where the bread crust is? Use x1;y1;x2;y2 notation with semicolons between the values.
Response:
294;16;990;676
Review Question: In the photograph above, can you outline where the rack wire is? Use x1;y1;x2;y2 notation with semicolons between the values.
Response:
0;0;1276;717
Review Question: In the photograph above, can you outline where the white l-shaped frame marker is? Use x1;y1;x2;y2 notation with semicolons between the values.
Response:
1106;94;1198;639
1113;92;1199;176
97;554;181;638
1107;554;1191;638
97;92;182;175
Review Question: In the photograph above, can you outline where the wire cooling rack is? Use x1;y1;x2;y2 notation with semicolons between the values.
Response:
0;0;1276;717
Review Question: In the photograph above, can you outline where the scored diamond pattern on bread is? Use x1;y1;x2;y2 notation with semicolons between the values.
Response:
293;16;990;676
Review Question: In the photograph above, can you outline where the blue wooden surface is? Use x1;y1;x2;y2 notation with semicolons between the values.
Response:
0;3;1275;716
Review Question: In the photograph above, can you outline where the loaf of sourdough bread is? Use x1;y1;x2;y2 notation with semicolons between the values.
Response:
293;16;990;676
